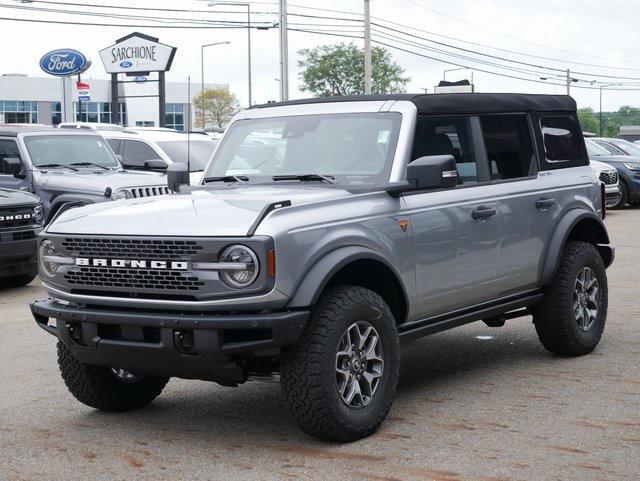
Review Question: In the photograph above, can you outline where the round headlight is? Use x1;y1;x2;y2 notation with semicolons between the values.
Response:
39;240;60;277
219;245;259;288
33;203;44;224
112;189;128;201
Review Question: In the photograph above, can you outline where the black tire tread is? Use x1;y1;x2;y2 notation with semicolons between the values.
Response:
1;274;36;288
533;241;607;356
57;341;168;412
281;286;399;442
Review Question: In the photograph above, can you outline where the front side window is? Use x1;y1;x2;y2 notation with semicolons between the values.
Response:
540;115;588;166
412;116;478;184
481;114;536;180
594;141;624;156
0;139;21;174
206;113;402;185
157;140;216;172
24;135;120;169
121;140;160;167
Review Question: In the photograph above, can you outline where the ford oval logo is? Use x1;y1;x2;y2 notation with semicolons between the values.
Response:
120;61;133;68
39;49;88;77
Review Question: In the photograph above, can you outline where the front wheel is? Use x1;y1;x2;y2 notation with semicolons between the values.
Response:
532;241;608;356
609;181;628;209
281;286;400;442
57;342;169;412
1;274;36;288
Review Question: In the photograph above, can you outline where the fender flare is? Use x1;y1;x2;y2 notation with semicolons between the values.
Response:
287;245;409;310
47;195;105;223
540;209;612;286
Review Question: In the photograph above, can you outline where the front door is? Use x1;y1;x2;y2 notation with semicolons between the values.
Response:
404;115;501;318
0;137;29;191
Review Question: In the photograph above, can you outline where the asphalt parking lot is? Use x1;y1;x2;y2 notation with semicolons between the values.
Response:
1;209;638;481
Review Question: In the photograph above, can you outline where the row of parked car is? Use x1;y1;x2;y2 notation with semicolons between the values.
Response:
0;122;219;287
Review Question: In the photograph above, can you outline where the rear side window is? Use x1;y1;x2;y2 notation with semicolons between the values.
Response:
121;140;160;167
481;114;536;180
0;139;21;174
540;115;588;167
412;116;478;184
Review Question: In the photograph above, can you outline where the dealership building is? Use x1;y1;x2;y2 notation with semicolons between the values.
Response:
0;73;226;131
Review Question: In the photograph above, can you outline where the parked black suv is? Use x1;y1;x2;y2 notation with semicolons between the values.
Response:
0;188;42;287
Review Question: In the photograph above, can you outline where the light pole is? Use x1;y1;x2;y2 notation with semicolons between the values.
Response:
364;0;371;95
201;41;230;128
208;1;253;106
599;83;622;137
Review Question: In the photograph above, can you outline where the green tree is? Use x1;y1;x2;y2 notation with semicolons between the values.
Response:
577;107;599;135
298;42;410;96
193;87;240;129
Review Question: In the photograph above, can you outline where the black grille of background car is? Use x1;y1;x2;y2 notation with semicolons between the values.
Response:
61;238;203;259
60;238;206;293
0;231;36;243
126;186;172;198
65;267;205;291
599;171;618;185
0;206;37;228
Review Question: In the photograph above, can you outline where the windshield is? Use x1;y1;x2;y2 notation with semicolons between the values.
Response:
157;140;217;171
610;138;640;156
585;139;610;157
24;135;120;169
205;113;402;185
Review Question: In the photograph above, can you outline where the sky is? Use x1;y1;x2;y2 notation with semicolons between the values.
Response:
2;0;640;112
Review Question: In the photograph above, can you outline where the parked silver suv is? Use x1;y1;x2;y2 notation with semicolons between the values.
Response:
31;94;613;442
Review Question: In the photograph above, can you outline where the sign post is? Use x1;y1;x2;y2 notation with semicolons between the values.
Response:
99;32;177;127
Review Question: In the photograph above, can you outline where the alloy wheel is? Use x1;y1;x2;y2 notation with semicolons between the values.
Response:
573;266;599;332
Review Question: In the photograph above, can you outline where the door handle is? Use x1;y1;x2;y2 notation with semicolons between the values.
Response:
471;206;497;220
535;198;556;210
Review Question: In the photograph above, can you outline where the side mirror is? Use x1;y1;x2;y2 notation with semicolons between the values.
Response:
144;159;169;171
407;155;458;190
167;163;189;193
2;157;24;177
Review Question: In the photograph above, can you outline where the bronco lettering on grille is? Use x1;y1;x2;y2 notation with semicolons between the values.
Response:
75;258;189;270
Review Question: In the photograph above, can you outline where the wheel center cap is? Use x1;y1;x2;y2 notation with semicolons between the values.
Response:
352;358;361;371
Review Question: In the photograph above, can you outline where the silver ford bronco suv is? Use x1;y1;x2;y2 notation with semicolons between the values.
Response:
31;94;614;442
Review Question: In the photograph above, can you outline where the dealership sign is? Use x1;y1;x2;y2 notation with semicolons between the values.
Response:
99;32;176;74
39;49;91;77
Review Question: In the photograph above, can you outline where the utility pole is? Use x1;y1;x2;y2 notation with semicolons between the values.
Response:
279;0;289;101
364;0;372;95
566;69;571;96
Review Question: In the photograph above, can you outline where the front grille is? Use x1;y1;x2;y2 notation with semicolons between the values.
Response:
61;238;203;259
0;230;36;243
65;266;205;291
0;206;37;228
126;186;172;198
599;171;618;185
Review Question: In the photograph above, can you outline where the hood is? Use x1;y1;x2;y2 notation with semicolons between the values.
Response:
0;188;39;207
47;185;352;236
589;154;640;164
35;168;167;194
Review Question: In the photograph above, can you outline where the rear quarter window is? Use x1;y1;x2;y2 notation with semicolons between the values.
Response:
539;115;589;169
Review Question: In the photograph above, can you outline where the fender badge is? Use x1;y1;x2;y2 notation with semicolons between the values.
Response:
398;219;409;232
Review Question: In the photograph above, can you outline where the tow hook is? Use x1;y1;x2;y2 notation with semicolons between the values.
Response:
173;329;196;355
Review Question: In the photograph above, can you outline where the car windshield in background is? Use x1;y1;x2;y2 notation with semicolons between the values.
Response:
156;140;217;172
24;135;120;169
205;113;402;185
585;139;610;157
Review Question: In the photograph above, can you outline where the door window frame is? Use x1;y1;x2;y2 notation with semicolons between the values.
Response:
533;112;589;170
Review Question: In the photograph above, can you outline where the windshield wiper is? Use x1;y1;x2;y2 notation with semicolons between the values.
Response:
38;163;79;171
272;174;336;184
69;162;110;170
202;175;249;184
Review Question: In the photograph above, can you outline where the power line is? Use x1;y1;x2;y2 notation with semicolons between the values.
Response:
0;15;257;28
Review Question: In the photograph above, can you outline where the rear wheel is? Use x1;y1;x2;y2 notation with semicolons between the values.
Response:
281;286;400;442
532;241;607;356
1;274;36;288
57;342;169;412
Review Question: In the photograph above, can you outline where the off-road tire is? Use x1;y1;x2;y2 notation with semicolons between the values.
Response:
532;241;608;356
281;286;400;442
57;342;169;412
1;274;36;288
610;181;628;209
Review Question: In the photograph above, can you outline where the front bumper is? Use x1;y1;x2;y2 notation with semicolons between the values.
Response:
0;229;40;278
31;299;309;384
604;184;621;207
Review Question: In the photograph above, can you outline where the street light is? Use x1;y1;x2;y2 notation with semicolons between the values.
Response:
208;1;253;106
599;83;622;137
201;41;230;128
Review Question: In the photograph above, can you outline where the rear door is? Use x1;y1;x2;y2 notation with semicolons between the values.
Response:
403;115;502;318
479;113;558;294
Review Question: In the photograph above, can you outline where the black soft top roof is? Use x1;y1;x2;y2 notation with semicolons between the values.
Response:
251;93;576;115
